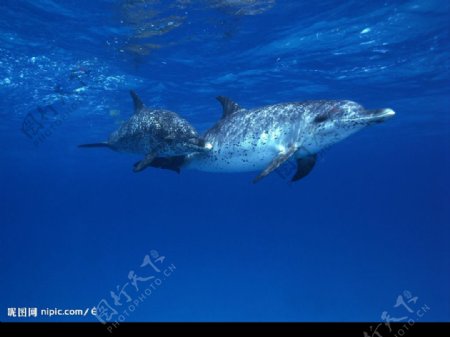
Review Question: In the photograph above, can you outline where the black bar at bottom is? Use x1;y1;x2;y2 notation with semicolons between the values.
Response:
0;322;449;336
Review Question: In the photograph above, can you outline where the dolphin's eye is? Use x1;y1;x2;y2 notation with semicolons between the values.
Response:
314;112;330;123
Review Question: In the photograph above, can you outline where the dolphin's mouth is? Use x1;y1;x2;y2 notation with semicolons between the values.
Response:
344;108;396;124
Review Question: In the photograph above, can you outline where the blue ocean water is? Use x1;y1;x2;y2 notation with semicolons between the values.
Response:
0;0;449;323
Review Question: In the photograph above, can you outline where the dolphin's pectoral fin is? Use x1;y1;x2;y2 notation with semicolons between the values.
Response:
148;156;186;174
291;154;317;182
253;145;298;183
133;152;158;173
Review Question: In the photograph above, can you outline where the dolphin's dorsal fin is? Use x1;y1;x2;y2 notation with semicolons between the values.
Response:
130;90;144;114
216;96;243;119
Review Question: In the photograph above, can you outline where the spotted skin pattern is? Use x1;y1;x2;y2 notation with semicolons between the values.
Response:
185;99;394;175
108;107;203;156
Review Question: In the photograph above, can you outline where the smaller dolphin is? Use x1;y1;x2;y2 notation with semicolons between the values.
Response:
79;91;208;172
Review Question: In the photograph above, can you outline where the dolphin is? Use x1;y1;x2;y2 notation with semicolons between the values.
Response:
79;91;208;172
149;97;395;182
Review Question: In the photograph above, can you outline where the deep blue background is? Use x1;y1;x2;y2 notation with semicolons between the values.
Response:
0;0;449;322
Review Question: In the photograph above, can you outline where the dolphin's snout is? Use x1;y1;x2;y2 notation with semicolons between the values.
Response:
358;108;396;124
381;108;395;118
374;108;396;123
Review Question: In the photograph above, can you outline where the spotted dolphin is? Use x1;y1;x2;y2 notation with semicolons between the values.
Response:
79;91;208;172
150;97;395;182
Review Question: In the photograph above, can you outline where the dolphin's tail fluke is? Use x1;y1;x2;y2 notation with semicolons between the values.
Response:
78;142;111;149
